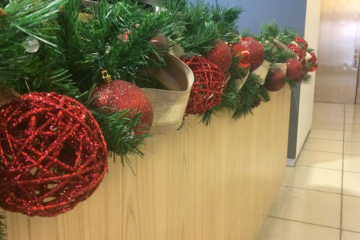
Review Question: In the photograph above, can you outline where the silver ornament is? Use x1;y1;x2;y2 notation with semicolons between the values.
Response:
23;36;40;53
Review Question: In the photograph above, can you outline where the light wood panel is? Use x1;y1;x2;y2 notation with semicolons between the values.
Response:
5;86;291;240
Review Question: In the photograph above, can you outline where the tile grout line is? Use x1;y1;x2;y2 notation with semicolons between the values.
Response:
340;104;346;240
267;215;341;231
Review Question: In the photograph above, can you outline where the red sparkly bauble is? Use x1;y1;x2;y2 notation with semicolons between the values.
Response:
308;52;318;72
0;93;108;217
295;36;308;50
288;43;306;60
206;40;232;72
239;37;265;71
93;80;153;134
184;56;226;114
264;67;286;91
230;43;251;68
286;58;304;81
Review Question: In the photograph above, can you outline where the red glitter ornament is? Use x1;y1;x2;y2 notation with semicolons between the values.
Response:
239;37;265;71
206;40;232;72
230;43;251;68
93;80;153;135
184;56;226;114
286;58;303;81
0;93;108;217
264;67;286;91
288;43;306;60
307;52;318;72
294;36;308;50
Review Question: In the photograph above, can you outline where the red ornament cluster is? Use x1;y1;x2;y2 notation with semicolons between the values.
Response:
184;56;227;114
239;37;265;71
0;93;108;217
288;43;306;60
230;43;251;68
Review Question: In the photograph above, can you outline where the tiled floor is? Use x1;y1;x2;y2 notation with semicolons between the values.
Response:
257;103;360;240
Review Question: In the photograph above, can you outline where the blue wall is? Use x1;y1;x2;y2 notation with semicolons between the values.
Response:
196;0;307;35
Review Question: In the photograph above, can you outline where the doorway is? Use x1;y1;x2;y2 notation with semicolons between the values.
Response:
315;0;360;104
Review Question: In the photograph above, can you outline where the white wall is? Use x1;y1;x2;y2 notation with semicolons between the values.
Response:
296;0;322;158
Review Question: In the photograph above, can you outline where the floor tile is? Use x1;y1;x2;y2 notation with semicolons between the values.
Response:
343;196;360;232
304;139;343;153
344;155;360;173
283;166;341;193
297;150;342;170
257;217;339;240
312;122;344;131
342;231;360;240
268;186;341;228
345;142;360;155
345;131;360;142
343;172;360;197
309;129;343;141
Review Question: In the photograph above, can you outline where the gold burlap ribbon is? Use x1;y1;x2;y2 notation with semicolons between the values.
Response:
0;85;19;107
252;60;271;85
143;54;194;135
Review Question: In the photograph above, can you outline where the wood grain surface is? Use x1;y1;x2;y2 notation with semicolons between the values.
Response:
5;86;291;240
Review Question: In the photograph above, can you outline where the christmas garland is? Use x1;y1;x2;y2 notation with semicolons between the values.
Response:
0;0;318;224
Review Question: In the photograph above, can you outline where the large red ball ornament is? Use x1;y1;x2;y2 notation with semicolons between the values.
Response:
264;67;286;91
286;58;303;81
239;37;265;71
184;56;227;114
0;92;108;217
206;40;232;72
93;80;153;135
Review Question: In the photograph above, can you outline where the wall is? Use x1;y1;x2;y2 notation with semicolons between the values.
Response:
295;0;322;160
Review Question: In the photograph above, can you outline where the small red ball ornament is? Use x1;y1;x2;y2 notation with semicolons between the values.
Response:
294;36;308;50
264;67;286;91
239;37;265;71
206;40;232;72
288;43;306;61
184;56;227;114
286;58;303;81
93;80;153;134
0;93;108;217
230;43;251;68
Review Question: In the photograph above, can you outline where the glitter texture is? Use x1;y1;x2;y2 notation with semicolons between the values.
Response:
288;43;306;61
286;58;303;81
206;40;232;72
184;56;226;115
93;80;153;135
230;43;251;69
0;92;108;217
294;36;308;50
239;37;265;71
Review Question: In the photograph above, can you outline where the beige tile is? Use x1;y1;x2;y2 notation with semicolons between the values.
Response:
344;155;360;172
257;217;339;240
309;129;343;141
269;186;341;228
345;123;360;133
345;114;360;124
283;166;341;193
312;122;344;131
343;172;360;197
297;150;342;170
342;231;360;240
343;196;360;232
304;139;343;153
345;142;360;155
345;131;360;143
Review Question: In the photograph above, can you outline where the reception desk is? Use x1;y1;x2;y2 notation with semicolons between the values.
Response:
5;86;291;240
